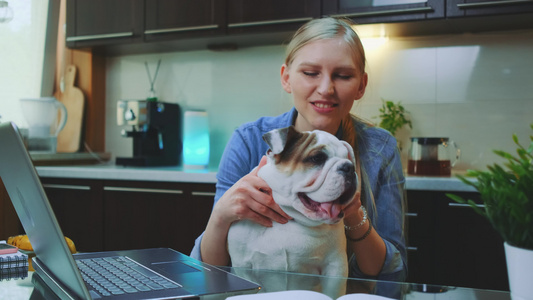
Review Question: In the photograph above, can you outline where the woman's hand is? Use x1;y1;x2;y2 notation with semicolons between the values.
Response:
212;155;292;228
343;190;363;228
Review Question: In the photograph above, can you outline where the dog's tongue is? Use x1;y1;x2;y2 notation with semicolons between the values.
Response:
320;202;343;219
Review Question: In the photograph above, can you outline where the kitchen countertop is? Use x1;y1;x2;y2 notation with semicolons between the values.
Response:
36;163;218;184
405;175;476;192
35;164;477;192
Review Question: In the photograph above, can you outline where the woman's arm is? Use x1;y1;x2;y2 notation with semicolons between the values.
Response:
347;178;406;280
344;204;387;277
345;133;407;280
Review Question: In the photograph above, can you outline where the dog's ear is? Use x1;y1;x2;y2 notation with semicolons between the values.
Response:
262;126;301;155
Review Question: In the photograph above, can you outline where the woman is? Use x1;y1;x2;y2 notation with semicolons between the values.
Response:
190;17;407;281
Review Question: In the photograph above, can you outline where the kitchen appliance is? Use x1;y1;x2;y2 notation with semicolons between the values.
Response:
183;110;210;169
20;97;67;153
407;137;460;177
116;100;181;166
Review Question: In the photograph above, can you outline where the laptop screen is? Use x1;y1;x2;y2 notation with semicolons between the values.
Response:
0;122;91;299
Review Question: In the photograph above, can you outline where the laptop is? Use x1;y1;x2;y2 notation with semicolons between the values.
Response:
0;122;261;299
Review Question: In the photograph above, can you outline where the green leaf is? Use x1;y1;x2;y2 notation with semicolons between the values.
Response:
446;193;466;204
447;123;533;249
527;141;533;154
374;99;412;137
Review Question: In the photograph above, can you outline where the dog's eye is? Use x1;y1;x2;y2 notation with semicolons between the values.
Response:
304;152;328;165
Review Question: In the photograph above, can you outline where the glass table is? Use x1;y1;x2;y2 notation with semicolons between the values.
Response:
216;267;511;300
1;268;511;300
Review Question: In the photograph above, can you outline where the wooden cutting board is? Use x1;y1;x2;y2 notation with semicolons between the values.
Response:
57;65;85;153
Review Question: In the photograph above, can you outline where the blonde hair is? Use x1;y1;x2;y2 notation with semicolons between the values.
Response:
284;17;366;74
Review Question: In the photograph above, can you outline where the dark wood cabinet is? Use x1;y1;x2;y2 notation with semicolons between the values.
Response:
434;194;508;290
447;0;533;17
227;0;321;34
144;0;226;42
322;0;445;24
65;0;533;54
0;178;23;241
40;177;214;255
41;178;104;252
65;0;144;48
406;190;509;291
102;180;213;255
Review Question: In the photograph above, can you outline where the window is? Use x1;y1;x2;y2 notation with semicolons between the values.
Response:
0;0;54;128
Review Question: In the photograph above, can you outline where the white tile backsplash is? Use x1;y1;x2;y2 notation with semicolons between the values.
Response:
373;46;438;103
105;29;533;171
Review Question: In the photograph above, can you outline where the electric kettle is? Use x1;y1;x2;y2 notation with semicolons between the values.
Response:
20;97;67;153
407;137;460;177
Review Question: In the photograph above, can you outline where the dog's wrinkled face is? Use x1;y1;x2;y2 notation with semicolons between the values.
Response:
258;126;357;226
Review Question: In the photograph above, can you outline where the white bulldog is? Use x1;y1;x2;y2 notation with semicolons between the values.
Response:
227;126;357;277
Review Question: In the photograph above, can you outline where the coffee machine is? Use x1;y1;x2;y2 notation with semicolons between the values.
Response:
116;100;181;166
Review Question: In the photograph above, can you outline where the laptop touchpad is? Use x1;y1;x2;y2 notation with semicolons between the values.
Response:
152;261;201;275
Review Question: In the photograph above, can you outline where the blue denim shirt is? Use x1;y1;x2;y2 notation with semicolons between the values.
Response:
190;107;407;281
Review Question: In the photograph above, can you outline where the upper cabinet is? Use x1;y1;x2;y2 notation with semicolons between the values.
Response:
144;0;226;42
447;0;533;17
65;0;533;54
66;0;143;48
322;0;445;24
227;0;321;34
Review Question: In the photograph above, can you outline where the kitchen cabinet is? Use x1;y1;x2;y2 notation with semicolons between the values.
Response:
65;0;144;48
406;190;509;291
144;0;226;43
0;178;23;241
65;0;533;54
447;0;533;17
40;177;214;255
322;0;445;24
41;178;104;252
227;0;321;35
102;180;213;254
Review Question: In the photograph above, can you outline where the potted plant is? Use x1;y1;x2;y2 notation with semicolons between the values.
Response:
376;99;412;137
446;124;533;300
375;99;412;150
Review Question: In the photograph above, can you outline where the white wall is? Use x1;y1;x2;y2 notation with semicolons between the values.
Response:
105;29;533;171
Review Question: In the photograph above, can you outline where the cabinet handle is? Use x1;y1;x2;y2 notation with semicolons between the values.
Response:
457;0;533;9
330;6;434;18
66;32;134;42
42;184;91;191
448;203;485;208
191;191;216;197
407;246;418;251
145;24;219;35
103;187;183;194
406;212;418;217
228;17;313;28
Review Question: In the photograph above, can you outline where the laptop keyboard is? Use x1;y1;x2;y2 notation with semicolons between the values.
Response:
76;256;181;297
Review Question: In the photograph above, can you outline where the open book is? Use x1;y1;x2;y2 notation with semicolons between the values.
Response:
227;290;394;300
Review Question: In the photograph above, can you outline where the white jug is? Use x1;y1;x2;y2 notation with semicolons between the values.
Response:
20;97;67;153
